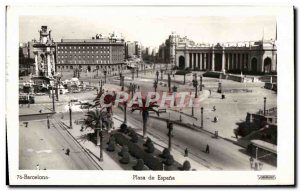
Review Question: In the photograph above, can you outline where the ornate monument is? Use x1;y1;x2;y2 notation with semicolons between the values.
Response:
32;26;56;77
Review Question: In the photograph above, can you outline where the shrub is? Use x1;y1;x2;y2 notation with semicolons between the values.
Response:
159;148;171;159
114;132;163;170
145;142;154;153
119;123;128;133
133;159;144;170
120;152;130;164
106;140;115;152
118;145;129;156
143;137;152;147
130;131;138;143
164;154;174;166
107;135;115;145
181;160;191;171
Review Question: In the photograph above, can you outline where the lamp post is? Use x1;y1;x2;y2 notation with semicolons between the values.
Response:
183;73;186;85
119;73;122;86
167;120;173;151
192;73;198;98
156;71;159;82
200;75;203;91
52;89;55;112
121;76;125;91
172;85;177;106
263;97;266;116
160;69;163;80
168;73;171;93
124;101;127;124
69;102;72;129
104;70;107;84
201;107;204;128
153;80;158;92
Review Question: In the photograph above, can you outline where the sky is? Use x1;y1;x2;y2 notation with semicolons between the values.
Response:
19;9;276;48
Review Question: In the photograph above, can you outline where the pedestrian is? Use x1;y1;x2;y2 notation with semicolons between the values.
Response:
209;89;212;96
213;105;216;111
36;164;40;170
66;148;70;156
80;125;84;132
205;144;210;154
184;148;189;157
249;157;254;169
24;122;28;128
39;109;43;113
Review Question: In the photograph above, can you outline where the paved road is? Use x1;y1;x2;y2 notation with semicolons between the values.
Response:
19;118;100;170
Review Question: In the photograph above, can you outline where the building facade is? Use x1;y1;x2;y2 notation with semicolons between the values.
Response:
55;32;126;74
161;33;277;74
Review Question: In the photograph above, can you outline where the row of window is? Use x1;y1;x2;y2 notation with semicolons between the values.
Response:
57;46;111;50
57;50;110;54
57;55;110;59
58;60;111;64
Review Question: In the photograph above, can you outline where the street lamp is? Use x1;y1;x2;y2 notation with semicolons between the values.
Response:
104;70;107;84
52;88;55;112
168;73;171;93
263;97;267;116
192;73;198;98
167;120;173;151
200;107;204;128
69;102;72;129
172;85;177;106
153;80;158;92
200;75;203;91
156;71;159;82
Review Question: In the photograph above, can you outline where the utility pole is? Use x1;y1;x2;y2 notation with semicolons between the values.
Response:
201;107;204;128
167;120;173;151
69;102;72;129
263;97;267;116
52;89;55;112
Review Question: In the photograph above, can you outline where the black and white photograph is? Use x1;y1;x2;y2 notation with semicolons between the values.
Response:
5;4;294;186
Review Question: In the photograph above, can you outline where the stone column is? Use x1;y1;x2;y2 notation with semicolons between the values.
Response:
196;53;199;69
51;52;56;73
185;52;189;69
222;49;225;72
244;54;247;71
212;50;215;71
191;53;194;69
204;53;207;70
34;53;38;76
199;53;202;70
236;54;239;70
47;53;51;77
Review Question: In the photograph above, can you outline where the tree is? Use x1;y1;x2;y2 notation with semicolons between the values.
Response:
160;148;171;158
133;159;144;170
181;160;191;171
131;97;160;138
85;110;113;161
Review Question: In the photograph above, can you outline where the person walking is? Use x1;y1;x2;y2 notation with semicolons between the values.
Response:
66;148;70;156
213;105;216;111
249;157;254;169
205;144;210;154
184;148;189;157
36;164;40;170
47;114;50;129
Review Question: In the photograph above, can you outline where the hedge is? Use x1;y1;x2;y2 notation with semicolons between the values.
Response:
114;132;163;170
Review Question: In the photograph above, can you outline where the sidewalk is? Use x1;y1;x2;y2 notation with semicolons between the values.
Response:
57;115;123;170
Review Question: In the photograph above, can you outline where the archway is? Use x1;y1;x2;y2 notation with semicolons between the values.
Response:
179;56;185;69
264;57;272;73
251;58;258;72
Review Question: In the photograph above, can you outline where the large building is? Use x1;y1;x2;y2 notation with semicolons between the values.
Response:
125;41;142;59
56;32;126;75
160;32;277;74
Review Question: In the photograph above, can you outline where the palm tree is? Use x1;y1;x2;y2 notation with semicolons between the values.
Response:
131;97;159;138
85;109;113;161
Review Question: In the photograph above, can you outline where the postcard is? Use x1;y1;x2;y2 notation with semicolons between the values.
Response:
6;5;294;186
